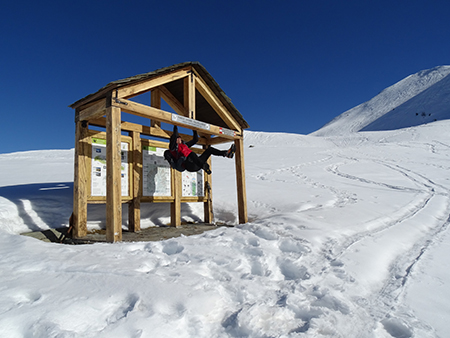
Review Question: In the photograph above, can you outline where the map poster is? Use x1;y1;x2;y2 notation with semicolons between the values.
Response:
142;145;171;197
91;138;129;197
182;170;204;197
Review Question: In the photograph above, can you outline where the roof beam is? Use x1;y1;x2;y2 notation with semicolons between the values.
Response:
158;85;189;117
117;69;191;99
193;71;242;133
76;99;106;122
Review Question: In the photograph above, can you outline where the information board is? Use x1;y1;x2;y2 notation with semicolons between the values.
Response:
91;138;129;197
142;145;171;196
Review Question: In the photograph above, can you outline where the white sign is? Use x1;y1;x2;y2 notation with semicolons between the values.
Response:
142;145;171;196
172;114;211;131
91;138;129;197
219;127;236;137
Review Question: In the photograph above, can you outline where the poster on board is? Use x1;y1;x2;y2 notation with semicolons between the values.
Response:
182;170;204;197
91;138;129;197
142;145;171;196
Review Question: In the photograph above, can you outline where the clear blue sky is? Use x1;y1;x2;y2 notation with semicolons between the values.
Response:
1;0;449;153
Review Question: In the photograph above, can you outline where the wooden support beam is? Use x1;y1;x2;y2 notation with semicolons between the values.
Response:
117;69;191;99
128;131;141;232
159;85;189;117
90;117;170;139
89;117;217;146
235;136;248;224
112;98;240;140
171;169;182;227
150;88;161;128
193;72;242;132
184;74;195;119
203;144;213;224
73;120;90;238
106;106;122;242
76;99;106;122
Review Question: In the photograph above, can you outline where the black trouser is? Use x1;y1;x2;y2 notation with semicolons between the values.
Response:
184;147;226;172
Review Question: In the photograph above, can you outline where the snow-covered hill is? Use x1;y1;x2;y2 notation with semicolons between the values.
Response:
1;122;450;337
312;66;450;136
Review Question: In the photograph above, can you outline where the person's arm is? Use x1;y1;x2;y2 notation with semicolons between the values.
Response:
169;126;179;151
185;130;198;148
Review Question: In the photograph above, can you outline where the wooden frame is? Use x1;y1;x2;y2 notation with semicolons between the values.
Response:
71;63;248;242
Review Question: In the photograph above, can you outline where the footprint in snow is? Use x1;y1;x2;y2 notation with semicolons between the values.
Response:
279;239;309;255
11;290;42;306
162;241;184;255
278;258;310;280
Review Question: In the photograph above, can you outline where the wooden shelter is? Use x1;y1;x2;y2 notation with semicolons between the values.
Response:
69;62;249;242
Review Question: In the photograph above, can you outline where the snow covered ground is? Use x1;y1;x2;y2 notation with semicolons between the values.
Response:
1;121;450;337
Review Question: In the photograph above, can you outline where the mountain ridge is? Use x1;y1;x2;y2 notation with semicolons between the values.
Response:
312;65;450;136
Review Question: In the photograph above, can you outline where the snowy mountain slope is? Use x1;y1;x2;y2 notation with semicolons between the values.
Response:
312;66;450;136
362;70;450;132
1;122;450;337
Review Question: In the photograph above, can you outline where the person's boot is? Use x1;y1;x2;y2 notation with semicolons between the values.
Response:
203;162;212;174
226;144;236;158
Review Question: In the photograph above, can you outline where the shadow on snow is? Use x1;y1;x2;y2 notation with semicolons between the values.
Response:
0;182;203;233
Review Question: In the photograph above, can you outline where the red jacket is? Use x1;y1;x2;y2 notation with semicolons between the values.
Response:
170;143;192;159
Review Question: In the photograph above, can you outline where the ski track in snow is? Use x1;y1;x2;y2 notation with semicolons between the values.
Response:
318;159;449;336
245;134;449;337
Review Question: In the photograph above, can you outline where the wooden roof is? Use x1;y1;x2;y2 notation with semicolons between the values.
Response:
70;62;249;130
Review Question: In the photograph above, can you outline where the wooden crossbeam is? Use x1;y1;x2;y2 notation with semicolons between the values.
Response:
117;69;191;99
159;85;189;117
111;98;241;140
89;117;222;145
76;99;106;122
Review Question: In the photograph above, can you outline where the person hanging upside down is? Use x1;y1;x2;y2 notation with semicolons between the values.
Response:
164;125;235;174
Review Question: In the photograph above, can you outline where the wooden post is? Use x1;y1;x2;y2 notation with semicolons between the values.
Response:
235;136;248;224
204;153;213;224
73;120;90;238
184;74;195;119
128;130;141;232
171;169;182;227
151;88;161;128
106;106;122;242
